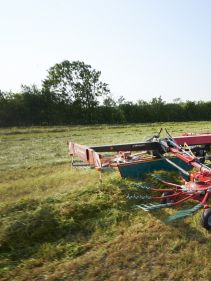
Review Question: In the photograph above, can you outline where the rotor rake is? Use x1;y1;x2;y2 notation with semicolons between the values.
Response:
69;129;211;230
128;173;211;229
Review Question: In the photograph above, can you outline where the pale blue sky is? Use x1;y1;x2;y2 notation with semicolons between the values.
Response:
1;0;211;102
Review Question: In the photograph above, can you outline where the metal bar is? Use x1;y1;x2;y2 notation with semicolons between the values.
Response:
151;188;176;192
91;141;162;152
200;191;210;206
174;134;211;146
171;194;194;207
151;175;183;188
157;152;190;177
152;191;183;200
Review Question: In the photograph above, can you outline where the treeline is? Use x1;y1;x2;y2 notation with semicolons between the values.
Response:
1;89;211;126
0;60;211;126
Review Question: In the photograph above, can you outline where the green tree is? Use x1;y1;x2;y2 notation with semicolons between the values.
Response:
42;60;110;122
103;96;116;107
0;90;5;101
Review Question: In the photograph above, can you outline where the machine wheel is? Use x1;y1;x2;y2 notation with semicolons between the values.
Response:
201;208;211;230
161;192;174;204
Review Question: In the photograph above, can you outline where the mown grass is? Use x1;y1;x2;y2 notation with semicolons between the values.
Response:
1;121;211;171
1;122;211;281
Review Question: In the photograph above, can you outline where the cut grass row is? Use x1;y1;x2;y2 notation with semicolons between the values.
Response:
1;122;211;280
1;121;211;171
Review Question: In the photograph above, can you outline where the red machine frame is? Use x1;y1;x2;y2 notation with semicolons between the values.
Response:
69;129;211;229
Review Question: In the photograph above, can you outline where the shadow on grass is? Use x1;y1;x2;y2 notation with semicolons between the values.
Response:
150;208;208;242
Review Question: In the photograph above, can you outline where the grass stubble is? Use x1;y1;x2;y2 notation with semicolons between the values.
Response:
0;122;211;280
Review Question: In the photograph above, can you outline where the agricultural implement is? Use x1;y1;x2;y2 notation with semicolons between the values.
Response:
69;129;211;230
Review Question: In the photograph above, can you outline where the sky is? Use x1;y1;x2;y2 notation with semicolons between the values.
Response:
0;0;211;102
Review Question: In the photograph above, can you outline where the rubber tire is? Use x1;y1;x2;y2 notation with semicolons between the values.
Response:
201;208;211;230
161;191;174;204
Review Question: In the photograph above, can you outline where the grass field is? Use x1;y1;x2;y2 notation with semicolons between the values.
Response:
1;122;211;281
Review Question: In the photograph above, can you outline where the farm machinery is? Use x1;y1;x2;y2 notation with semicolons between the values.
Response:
69;129;211;229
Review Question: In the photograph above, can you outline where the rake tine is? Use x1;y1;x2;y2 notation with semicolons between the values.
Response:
135;205;149;211
167;204;203;222
151;174;182;188
135;184;152;190
135;202;173;211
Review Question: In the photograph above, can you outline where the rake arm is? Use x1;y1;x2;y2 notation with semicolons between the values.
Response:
167;204;204;222
135;202;173;211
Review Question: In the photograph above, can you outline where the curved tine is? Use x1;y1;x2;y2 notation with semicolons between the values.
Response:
152;191;183;200
156;179;182;188
200;191;209;206
151;175;182;188
151;188;176;192
165;128;174;140
171;194;194;207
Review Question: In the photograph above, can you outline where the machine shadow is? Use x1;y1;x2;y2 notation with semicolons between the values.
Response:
150;208;209;241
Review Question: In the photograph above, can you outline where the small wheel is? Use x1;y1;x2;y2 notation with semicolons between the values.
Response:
161;192;174;204
201;208;211;230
